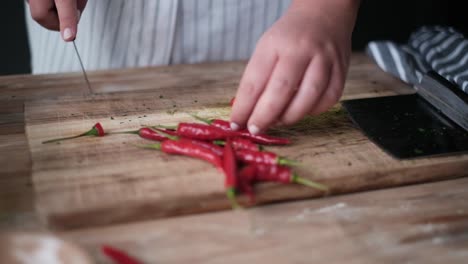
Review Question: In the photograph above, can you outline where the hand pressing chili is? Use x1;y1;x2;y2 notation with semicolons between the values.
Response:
236;149;298;166
101;245;143;264
42;122;105;144
139;140;223;170
223;139;240;208
192;116;290;145
254;164;328;191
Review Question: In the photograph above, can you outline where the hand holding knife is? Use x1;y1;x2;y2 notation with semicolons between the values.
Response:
28;0;92;95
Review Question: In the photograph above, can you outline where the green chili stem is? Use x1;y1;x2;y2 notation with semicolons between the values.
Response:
213;140;225;146
226;188;241;209
109;130;139;135
291;174;329;192
135;143;162;150
42;128;97;144
190;114;213;125
278;157;300;167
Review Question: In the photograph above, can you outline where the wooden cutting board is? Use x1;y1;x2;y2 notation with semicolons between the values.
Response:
24;56;468;230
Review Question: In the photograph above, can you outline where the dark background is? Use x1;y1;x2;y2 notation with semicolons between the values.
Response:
1;1;467;76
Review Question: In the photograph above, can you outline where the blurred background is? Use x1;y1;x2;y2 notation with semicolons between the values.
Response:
1;0;466;76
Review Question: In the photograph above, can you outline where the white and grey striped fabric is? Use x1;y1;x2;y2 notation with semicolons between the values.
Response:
367;26;468;94
25;0;291;74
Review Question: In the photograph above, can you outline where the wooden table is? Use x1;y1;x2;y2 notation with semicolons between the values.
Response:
1;54;467;263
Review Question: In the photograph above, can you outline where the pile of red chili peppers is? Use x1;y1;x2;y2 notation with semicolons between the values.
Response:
42;114;328;206
139;116;328;206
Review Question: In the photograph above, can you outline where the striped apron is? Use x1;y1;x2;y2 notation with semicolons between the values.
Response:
25;0;291;74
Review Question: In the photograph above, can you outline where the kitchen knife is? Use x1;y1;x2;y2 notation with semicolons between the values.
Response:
342;72;468;159
72;40;93;95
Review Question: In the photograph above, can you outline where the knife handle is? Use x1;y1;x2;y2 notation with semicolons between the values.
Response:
416;71;468;131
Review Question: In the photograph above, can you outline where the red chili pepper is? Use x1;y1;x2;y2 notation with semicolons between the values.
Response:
151;127;179;136
211;119;231;130
254;164;328;191
238;165;257;203
231;138;261;151
223;139;240;208
235;149;298;166
176;122;238;140
101;245;143;264
113;127;171;142
240;132;291;145
192;116;290;145
42;122;105;144
140;140;223;170
178;138;224;157
138;128;169;141
214;138;261;152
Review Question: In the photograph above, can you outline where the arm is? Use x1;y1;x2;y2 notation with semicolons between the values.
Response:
230;0;360;134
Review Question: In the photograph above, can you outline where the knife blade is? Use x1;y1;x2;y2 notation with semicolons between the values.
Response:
72;40;93;95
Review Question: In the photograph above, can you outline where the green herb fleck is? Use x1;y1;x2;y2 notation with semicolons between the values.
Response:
417;128;425;132
111;117;114;120
159;95;164;99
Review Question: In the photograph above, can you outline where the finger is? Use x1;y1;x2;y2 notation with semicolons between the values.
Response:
29;0;60;31
230;46;277;130
309;64;345;115
54;0;79;41
246;55;309;134
279;56;332;125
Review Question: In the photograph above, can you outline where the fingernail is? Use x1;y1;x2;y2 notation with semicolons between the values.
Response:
77;10;81;22
248;124;260;135
230;122;240;131
63;28;73;41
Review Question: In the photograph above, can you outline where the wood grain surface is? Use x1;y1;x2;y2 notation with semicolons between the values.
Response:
63;178;468;264
22;55;468;229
